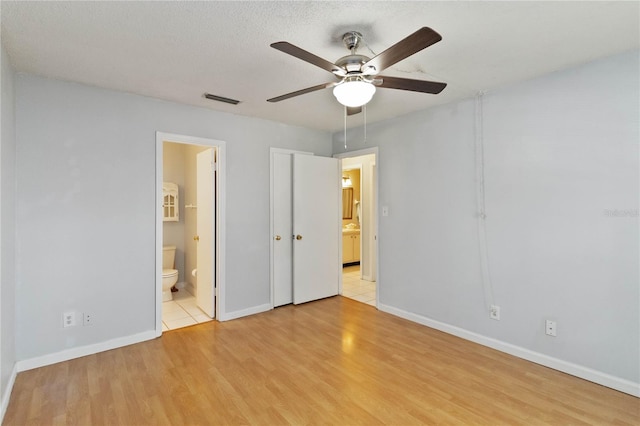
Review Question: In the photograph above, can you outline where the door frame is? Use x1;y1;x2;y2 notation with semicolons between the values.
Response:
155;132;227;335
269;148;312;308
334;147;379;305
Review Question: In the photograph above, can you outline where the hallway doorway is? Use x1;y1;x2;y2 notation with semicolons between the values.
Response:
335;148;378;307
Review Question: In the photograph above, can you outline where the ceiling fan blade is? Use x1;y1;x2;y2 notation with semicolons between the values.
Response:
267;82;336;103
378;76;446;94
346;106;362;116
271;42;346;76
363;27;442;74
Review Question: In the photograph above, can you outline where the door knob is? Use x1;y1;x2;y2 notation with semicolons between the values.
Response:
296;235;303;240
193;235;199;241
275;235;282;241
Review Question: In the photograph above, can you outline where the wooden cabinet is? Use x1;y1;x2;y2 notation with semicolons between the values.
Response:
162;182;179;222
342;231;360;264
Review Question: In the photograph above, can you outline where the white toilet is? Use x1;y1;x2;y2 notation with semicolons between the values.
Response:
162;245;179;302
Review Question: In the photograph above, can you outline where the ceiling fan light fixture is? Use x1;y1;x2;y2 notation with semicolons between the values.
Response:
333;79;376;107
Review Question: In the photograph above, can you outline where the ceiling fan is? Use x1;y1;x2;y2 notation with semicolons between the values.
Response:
267;27;447;115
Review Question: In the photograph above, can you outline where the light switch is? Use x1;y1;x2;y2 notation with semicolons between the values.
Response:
382;206;389;217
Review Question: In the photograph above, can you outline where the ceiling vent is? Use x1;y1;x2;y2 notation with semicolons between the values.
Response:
204;93;240;105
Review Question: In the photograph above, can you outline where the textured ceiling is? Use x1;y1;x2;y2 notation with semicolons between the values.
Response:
2;1;638;132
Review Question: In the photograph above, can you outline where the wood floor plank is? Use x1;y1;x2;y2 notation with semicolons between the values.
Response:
3;297;638;425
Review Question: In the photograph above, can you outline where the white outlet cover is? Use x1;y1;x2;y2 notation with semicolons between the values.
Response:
490;305;500;320
545;320;557;336
63;311;76;327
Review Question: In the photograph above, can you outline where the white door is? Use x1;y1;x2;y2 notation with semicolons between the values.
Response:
292;154;341;304
273;153;293;307
196;148;215;317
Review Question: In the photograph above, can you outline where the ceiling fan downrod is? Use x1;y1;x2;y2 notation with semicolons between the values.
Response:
342;31;363;54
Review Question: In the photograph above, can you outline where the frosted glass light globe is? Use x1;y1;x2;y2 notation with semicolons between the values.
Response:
333;80;376;107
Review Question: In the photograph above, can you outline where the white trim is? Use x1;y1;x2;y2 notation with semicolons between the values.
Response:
368;161;378;283
154;132;164;337
269;148;312;309
337;158;343;296
333;147;379;160
216;141;227;321
378;303;640;397
220;303;272;322
155;135;163;336
156;132;227;332
0;363;18;424
16;330;157;373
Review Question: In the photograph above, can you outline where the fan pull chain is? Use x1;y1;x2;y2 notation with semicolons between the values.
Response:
363;104;367;144
344;106;347;150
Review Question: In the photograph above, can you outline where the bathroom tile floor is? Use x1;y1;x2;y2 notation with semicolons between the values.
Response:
342;264;376;307
162;289;212;331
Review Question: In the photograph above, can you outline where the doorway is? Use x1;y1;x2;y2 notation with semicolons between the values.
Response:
155;132;227;335
334;148;378;307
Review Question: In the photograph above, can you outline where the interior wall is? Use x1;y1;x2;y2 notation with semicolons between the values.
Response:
0;44;17;416
162;142;186;284
332;50;639;385
14;74;332;361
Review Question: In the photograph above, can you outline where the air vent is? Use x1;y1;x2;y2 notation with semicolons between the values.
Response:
204;93;240;105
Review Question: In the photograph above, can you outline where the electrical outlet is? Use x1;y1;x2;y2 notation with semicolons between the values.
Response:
83;313;93;326
490;305;500;320
63;312;76;328
545;320;557;337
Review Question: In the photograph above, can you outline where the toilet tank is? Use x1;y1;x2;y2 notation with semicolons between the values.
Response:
162;245;176;269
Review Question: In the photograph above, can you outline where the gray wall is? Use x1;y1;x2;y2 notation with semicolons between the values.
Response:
1;44;17;413
15;75;332;360
333;50;639;384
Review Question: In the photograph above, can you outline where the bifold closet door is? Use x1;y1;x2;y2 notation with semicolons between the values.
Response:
273;152;294;307
292;154;341;304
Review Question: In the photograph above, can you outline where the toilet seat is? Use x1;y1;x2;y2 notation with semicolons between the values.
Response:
162;269;178;278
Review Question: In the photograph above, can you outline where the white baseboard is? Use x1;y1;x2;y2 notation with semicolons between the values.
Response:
0;363;18;424
14;301;272;375
16;330;157;373
219;303;271;322
185;283;196;294
378;303;640;398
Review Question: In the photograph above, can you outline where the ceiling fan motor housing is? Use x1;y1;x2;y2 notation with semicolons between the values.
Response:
335;54;371;74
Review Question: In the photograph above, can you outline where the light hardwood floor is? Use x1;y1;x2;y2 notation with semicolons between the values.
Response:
4;297;638;425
